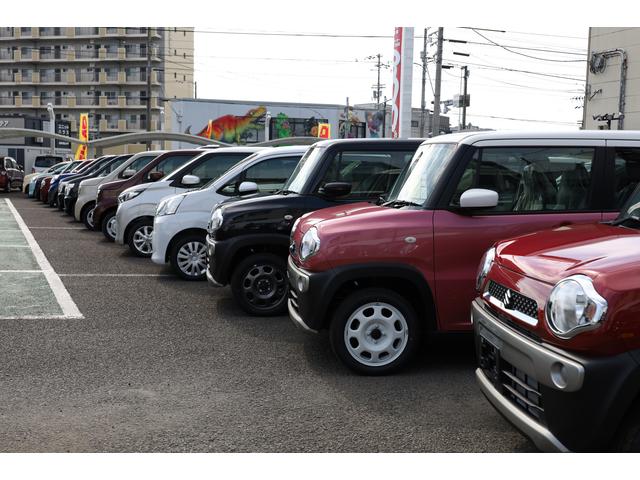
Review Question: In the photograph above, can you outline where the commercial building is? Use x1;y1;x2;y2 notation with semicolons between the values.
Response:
0;27;194;152
583;28;639;130
167;98;450;148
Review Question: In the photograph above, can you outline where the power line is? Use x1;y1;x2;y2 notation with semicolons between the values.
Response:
469;29;586;62
466;113;579;125
443;59;584;82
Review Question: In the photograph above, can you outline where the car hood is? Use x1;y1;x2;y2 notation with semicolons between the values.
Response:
297;202;389;231
495;222;640;285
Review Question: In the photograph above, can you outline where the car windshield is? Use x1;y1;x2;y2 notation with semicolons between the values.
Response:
280;146;324;194
613;183;640;227
386;143;458;205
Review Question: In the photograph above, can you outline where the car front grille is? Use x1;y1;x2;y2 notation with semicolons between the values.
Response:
479;336;545;424
487;280;538;319
289;286;300;313
501;358;545;424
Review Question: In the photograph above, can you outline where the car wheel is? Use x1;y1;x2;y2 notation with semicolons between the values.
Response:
329;288;421;375
612;404;640;451
101;210;117;242
170;233;207;281
231;253;288;316
127;218;154;258
48;194;56;208
81;203;96;230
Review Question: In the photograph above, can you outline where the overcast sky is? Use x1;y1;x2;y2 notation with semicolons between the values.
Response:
193;26;588;132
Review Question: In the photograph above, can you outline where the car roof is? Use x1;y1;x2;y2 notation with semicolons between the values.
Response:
312;138;425;148
424;130;640;146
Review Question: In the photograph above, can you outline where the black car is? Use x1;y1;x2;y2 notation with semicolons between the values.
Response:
62;154;132;215
205;138;423;316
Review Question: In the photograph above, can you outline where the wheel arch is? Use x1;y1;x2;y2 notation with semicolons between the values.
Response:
124;215;155;244
166;227;208;263
320;264;436;332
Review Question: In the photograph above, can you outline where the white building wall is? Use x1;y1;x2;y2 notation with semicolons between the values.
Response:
584;28;640;130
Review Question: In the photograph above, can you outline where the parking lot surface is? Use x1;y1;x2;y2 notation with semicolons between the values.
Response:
0;192;535;452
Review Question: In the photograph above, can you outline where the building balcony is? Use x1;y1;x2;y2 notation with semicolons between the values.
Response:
74;27;99;37
0;96;16;106
0;28;15;40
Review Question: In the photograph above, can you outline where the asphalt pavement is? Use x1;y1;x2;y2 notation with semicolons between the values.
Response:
0;191;535;452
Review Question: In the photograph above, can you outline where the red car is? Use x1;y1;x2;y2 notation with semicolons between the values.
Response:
287;131;640;375
474;184;640;452
0;156;24;192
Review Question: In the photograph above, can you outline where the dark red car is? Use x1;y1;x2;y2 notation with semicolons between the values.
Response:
93;150;200;241
0;156;24;192
287;131;640;375
474;184;640;452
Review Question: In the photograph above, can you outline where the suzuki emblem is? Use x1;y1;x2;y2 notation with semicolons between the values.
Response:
503;289;514;310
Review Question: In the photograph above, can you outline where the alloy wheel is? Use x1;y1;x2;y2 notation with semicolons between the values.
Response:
176;241;207;277
132;225;153;255
106;216;117;240
86;208;95;229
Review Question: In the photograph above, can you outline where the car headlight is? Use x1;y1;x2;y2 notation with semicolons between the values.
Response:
546;275;607;339
476;247;496;291
299;226;320;261
156;196;183;216
208;208;223;233
118;189;143;204
290;217;301;244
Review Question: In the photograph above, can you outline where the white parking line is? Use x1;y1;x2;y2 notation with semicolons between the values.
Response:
58;273;173;277
29;227;86;230
5;199;83;319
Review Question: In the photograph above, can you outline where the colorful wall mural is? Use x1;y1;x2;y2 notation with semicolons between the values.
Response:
366;111;385;138
191;106;266;143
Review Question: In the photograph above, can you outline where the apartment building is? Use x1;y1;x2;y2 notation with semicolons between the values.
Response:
0;27;194;152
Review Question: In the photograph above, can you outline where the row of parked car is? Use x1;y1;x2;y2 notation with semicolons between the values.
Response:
19;130;640;452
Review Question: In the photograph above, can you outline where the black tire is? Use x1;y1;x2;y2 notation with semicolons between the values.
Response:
230;253;288;316
329;287;421;376
81;202;96;230
612;403;640;452
169;232;207;281
48;193;56;207
101;210;117;242
23;184;28;194
126;218;154;258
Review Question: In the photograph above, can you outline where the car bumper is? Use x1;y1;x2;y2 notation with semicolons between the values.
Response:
473;298;640;452
286;256;320;333
63;195;76;214
151;215;174;265
205;235;226;287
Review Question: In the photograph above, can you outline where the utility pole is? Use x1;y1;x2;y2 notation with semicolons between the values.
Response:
344;97;350;138
432;27;444;137
419;28;428;137
146;27;152;149
461;65;469;130
375;54;382;109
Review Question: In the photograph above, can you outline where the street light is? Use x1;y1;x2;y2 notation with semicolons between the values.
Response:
46;102;56;155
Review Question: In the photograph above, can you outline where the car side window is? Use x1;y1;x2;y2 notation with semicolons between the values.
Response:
120;155;155;178
186;153;248;188
243;156;302;193
450;146;595;213
315;150;412;200
145;154;192;181
612;148;640;208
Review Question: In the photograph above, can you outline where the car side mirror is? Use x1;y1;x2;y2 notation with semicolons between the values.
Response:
181;174;200;186
320;182;352;198
238;181;259;195
459;188;499;209
149;171;165;181
121;169;136;179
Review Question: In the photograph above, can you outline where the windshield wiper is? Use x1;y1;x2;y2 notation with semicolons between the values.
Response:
382;199;422;208
610;215;640;227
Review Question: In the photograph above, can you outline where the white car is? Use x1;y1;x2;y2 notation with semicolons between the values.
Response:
151;145;308;280
115;146;266;257
74;151;164;229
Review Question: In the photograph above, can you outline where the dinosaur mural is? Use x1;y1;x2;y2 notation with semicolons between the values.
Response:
366;111;385;138
193;106;267;144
